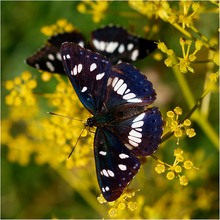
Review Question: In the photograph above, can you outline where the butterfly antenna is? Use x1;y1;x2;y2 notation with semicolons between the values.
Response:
47;112;83;122
68;126;87;158
48;112;87;158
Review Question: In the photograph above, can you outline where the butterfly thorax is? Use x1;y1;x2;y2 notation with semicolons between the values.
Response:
86;105;146;128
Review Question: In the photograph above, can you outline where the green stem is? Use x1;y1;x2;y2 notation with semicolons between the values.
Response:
172;64;195;108
195;116;219;149
172;61;218;149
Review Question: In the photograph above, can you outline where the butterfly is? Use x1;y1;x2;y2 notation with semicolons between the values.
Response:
26;31;85;75
26;26;157;75
60;42;163;201
90;25;157;64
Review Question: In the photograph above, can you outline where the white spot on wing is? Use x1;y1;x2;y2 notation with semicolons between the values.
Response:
107;77;113;86
129;140;139;147
131;49;139;61
119;153;129;159
127;43;134;51
133;113;145;122
73;65;77;75
128;135;142;143
46;61;55;72
99;151;107;156
125;143;134;150
123;93;136;100
102;169;109;177
48;54;55;60
118;44;125;54
78;64;83;73
93;39;99;49
126;98;142;103
56;52;62;61
107;170;115;177
90;63;97;72
66;54;71;59
112;77;119;87
106;42;119;53
100;41;106;51
114;79;124;91
132;121;144;128
78;41;84;48
117;83;127;95
35;63;40;69
118;164;127;171
81;86;87;93
129;129;142;138
96;72;105;80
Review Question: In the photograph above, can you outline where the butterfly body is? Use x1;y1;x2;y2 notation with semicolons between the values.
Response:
61;42;163;201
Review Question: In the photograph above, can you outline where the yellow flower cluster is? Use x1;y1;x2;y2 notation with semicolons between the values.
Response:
97;188;138;218
128;1;201;27
77;0;109;23
166;106;196;144
5;71;37;107
157;38;204;73
155;148;198;186
3;72;93;170
40;18;75;36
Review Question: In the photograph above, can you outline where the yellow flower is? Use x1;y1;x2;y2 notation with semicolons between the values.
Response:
108;208;117;217
165;107;196;142
179;175;188;186
166;171;175;180
155;164;166;174
183;160;194;169
127;202;138;211
186;128;196;138
174;165;182;173
77;0;109;23
40;19;75;36
4;71;37;107
174;148;183;156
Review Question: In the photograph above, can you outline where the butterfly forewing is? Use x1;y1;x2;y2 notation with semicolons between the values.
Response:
103;62;156;111
61;42;112;114
91;26;157;64
94;128;140;201
26;31;85;75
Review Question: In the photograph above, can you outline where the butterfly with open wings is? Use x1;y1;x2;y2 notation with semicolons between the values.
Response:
60;42;163;201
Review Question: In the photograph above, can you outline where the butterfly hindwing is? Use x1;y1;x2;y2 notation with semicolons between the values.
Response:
110;107;163;156
26;31;85;75
94;127;140;201
91;25;157;64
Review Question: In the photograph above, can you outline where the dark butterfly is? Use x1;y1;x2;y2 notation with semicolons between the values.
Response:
26;31;85;75
60;42;163;201
91;25;157;64
26;26;157;75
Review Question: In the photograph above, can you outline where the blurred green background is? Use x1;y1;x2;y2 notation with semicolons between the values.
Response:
1;1;219;219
